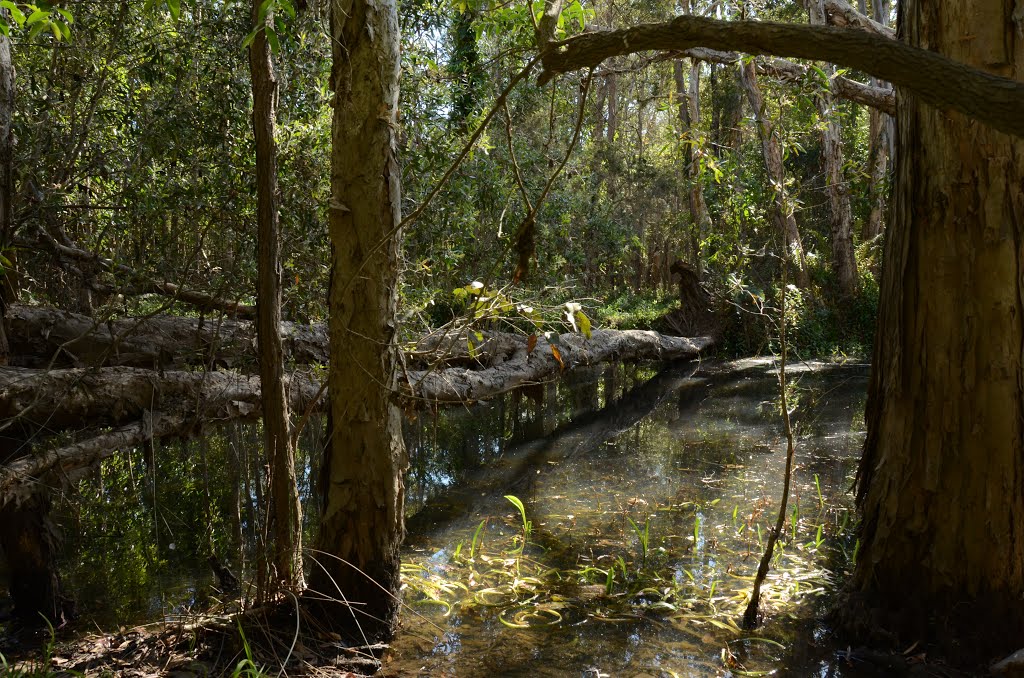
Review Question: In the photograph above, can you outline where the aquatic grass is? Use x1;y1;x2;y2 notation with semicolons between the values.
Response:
470;519;486;560
814;474;824;509
231;620;270;678
504;495;532;554
626;514;652;567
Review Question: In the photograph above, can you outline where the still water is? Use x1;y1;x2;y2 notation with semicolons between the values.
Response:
387;359;868;677
46;358;868;676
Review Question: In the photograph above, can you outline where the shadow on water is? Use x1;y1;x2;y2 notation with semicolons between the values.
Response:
389;358;871;677
4;358;872;676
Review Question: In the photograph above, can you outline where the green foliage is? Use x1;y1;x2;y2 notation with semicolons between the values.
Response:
0;2;73;40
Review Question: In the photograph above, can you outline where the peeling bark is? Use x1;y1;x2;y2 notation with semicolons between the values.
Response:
853;0;1024;657
5;304;328;369
310;0;407;637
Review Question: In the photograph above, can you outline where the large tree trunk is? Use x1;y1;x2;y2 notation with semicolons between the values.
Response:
853;0;1024;658
738;59;810;288
248;0;303;592
807;0;857;297
310;0;407;637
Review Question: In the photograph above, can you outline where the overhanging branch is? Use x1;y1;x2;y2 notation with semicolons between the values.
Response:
539;16;1024;137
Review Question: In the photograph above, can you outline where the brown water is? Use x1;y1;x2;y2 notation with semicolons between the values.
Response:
385;358;869;677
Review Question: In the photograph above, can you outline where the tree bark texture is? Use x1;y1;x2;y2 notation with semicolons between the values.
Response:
248;0;303;590
310;0;407;636
738;60;810;288
4;303;328;369
854;0;1024;656
536;15;1024;139
807;0;858;297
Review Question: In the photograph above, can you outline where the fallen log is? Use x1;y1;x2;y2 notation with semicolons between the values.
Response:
405;329;713;404
6;304;329;369
0;329;711;427
0;328;711;505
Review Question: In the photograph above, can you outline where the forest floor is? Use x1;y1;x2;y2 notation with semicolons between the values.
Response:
0;614;387;677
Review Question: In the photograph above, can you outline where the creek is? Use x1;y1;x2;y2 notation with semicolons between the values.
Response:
22;358;868;676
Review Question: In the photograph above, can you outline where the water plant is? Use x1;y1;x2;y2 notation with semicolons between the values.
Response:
470;519;486;560
504;495;532;554
814;474;824;509
626;514;652;568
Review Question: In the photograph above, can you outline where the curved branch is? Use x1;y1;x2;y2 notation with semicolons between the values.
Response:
538;16;1024;137
682;47;894;115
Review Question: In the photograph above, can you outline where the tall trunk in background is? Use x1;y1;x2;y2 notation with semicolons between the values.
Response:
311;0;407;636
738;59;810;288
808;0;857;297
862;0;892;242
248;0;303;590
606;71;618;142
853;0;1024;657
0;32;14;366
449;7;481;130
673;58;711;268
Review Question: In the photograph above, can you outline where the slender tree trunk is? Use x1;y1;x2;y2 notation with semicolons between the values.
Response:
738;60;810;288
862;0;892;243
808;0;857;296
0;33;14;366
674;58;712;269
248;0;303;591
852;0;1024;657
606;71;618;142
310;0;407;636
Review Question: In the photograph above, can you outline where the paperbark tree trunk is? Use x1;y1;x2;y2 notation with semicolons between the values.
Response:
248;0;303;591
738;59;810;288
853;0;1024;658
807;0;857;297
310;0;407;637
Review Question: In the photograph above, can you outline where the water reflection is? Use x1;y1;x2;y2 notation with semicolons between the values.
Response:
388;359;869;677
37;358;869;676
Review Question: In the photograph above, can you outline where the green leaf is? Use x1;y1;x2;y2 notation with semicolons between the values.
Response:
1;2;26;27
265;27;279;54
27;19;45;39
55;7;72;23
241;27;259;49
166;0;180;20
53;17;69;40
577;310;591;339
257;0;273;23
